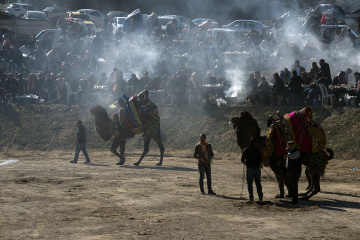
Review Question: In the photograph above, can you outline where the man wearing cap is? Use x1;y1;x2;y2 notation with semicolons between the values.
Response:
70;120;90;164
194;134;216;195
286;141;301;204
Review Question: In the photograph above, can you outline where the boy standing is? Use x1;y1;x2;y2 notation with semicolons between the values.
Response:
70;120;90;164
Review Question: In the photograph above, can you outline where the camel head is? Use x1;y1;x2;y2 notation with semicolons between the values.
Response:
89;105;113;141
231;111;261;150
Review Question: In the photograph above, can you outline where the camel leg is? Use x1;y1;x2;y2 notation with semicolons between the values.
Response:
111;137;126;165
270;160;287;198
154;129;165;166
134;133;151;166
301;173;321;200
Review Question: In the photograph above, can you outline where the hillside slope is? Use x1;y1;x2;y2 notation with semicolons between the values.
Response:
1;103;359;159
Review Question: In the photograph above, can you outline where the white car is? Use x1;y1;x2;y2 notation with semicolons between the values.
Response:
192;18;218;27
77;9;105;28
112;17;126;33
158;15;190;33
6;3;41;18
222;20;268;33
23;11;48;20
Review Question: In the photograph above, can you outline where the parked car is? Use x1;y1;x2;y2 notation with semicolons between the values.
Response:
222;20;268;33
5;3;41;18
23;11;48;20
67;18;88;33
5;0;29;5
192;18;218;27
107;11;128;20
77;9;105;28
319;24;360;47
67;11;95;35
43;6;70;15
158;15;190;33
112;17;126;33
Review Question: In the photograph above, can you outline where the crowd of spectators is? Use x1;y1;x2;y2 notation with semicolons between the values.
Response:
1;10;360;106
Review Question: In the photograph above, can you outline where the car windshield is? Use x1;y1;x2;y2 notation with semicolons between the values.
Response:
26;12;47;20
192;19;206;24
159;18;173;26
9;4;20;8
71;13;91;21
43;7;68;13
116;18;125;24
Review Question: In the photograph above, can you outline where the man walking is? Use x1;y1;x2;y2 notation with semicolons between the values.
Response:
194;134;216;195
286;141;302;204
241;138;263;202
70;120;90;164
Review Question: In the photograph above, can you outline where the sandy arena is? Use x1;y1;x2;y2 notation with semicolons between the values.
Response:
1;149;360;239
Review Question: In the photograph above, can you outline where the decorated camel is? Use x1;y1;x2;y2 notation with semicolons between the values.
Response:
231;107;333;200
89;90;165;166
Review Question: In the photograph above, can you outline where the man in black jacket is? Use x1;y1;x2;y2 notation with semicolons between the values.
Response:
271;72;286;105
287;70;304;105
241;138;263;202
319;59;331;79
286;141;301;204
70;120;90;164
194;134;216;195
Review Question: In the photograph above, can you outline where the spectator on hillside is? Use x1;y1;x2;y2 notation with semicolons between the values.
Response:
26;73;41;95
301;71;312;86
28;44;46;71
41;33;52;52
0;73;6;103
47;47;60;73
303;72;322;104
4;73;20;102
308;62;320;80
319;59;331;79
97;72;108;86
166;19;179;38
128;73;143;95
8;45;23;73
287;70;303;105
292;60;306;77
42;73;56;102
258;76;270;106
140;71;152;87
271;72;286;105
332;71;347;86
55;73;67;102
344;68;352;83
279;68;291;84
0;43;10;68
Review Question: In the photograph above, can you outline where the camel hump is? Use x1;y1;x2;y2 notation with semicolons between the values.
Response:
240;111;253;120
89;105;107;115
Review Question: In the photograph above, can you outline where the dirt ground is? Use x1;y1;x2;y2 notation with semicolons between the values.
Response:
0;149;360;240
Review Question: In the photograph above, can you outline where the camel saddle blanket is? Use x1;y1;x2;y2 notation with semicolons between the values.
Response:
264;107;326;157
117;91;160;136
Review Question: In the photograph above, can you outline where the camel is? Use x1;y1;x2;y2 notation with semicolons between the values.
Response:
231;110;333;200
89;101;165;166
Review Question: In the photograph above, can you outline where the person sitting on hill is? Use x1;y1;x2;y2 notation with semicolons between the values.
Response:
258;76;270;106
332;71;347;86
245;73;259;104
271;72;286;105
287;70;303;105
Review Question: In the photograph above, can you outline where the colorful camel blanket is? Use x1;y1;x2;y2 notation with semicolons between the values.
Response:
264;107;326;157
113;91;160;137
